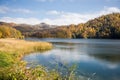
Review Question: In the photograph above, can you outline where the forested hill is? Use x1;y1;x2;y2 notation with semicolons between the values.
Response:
0;13;120;39
0;25;23;39
84;13;120;38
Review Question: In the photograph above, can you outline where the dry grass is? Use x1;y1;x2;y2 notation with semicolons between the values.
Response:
0;38;52;54
0;38;78;80
0;39;62;80
0;38;52;66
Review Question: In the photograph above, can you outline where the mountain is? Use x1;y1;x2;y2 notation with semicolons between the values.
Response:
0;22;58;36
35;23;57;29
0;22;17;26
0;13;120;39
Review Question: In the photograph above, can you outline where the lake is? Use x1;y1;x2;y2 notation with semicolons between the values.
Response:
23;38;120;80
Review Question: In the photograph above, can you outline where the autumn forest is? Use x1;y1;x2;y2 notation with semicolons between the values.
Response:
0;13;120;39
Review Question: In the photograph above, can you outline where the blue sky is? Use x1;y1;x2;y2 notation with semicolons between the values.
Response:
0;0;120;25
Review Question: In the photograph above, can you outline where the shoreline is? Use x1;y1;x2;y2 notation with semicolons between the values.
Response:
0;38;62;80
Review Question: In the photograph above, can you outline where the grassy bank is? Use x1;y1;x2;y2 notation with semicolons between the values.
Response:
0;38;52;67
0;39;62;80
0;39;80;80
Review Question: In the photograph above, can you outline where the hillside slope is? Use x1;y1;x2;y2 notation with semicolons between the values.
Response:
30;13;120;39
0;13;120;39
0;25;23;38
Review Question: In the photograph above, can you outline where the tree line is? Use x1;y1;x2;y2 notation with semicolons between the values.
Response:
29;13;120;39
0;25;24;39
0;13;120;39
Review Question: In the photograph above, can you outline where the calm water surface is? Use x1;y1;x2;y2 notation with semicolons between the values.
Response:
24;38;120;80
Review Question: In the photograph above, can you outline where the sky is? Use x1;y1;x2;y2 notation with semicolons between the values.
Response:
0;0;120;25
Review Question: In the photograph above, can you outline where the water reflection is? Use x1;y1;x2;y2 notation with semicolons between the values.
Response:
24;38;120;80
89;54;120;63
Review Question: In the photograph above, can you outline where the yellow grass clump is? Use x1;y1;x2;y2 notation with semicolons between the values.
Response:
0;39;62;80
0;38;77;80
0;38;52;53
0;38;52;66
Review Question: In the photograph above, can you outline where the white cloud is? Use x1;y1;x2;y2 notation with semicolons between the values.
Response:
0;6;9;14
0;17;40;25
0;6;33;14
12;8;33;13
0;7;120;25
44;7;120;25
99;6;120;15
46;10;61;15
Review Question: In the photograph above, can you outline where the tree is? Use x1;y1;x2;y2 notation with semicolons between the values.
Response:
0;25;24;39
0;31;2;38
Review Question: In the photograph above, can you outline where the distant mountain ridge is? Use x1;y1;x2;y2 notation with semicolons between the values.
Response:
0;13;120;39
0;22;57;32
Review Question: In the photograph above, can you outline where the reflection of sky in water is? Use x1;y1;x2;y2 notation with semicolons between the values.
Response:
24;49;120;69
24;39;120;80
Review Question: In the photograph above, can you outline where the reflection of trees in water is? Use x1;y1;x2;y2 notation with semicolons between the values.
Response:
56;47;74;51
53;42;75;51
89;54;120;63
52;42;75;46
